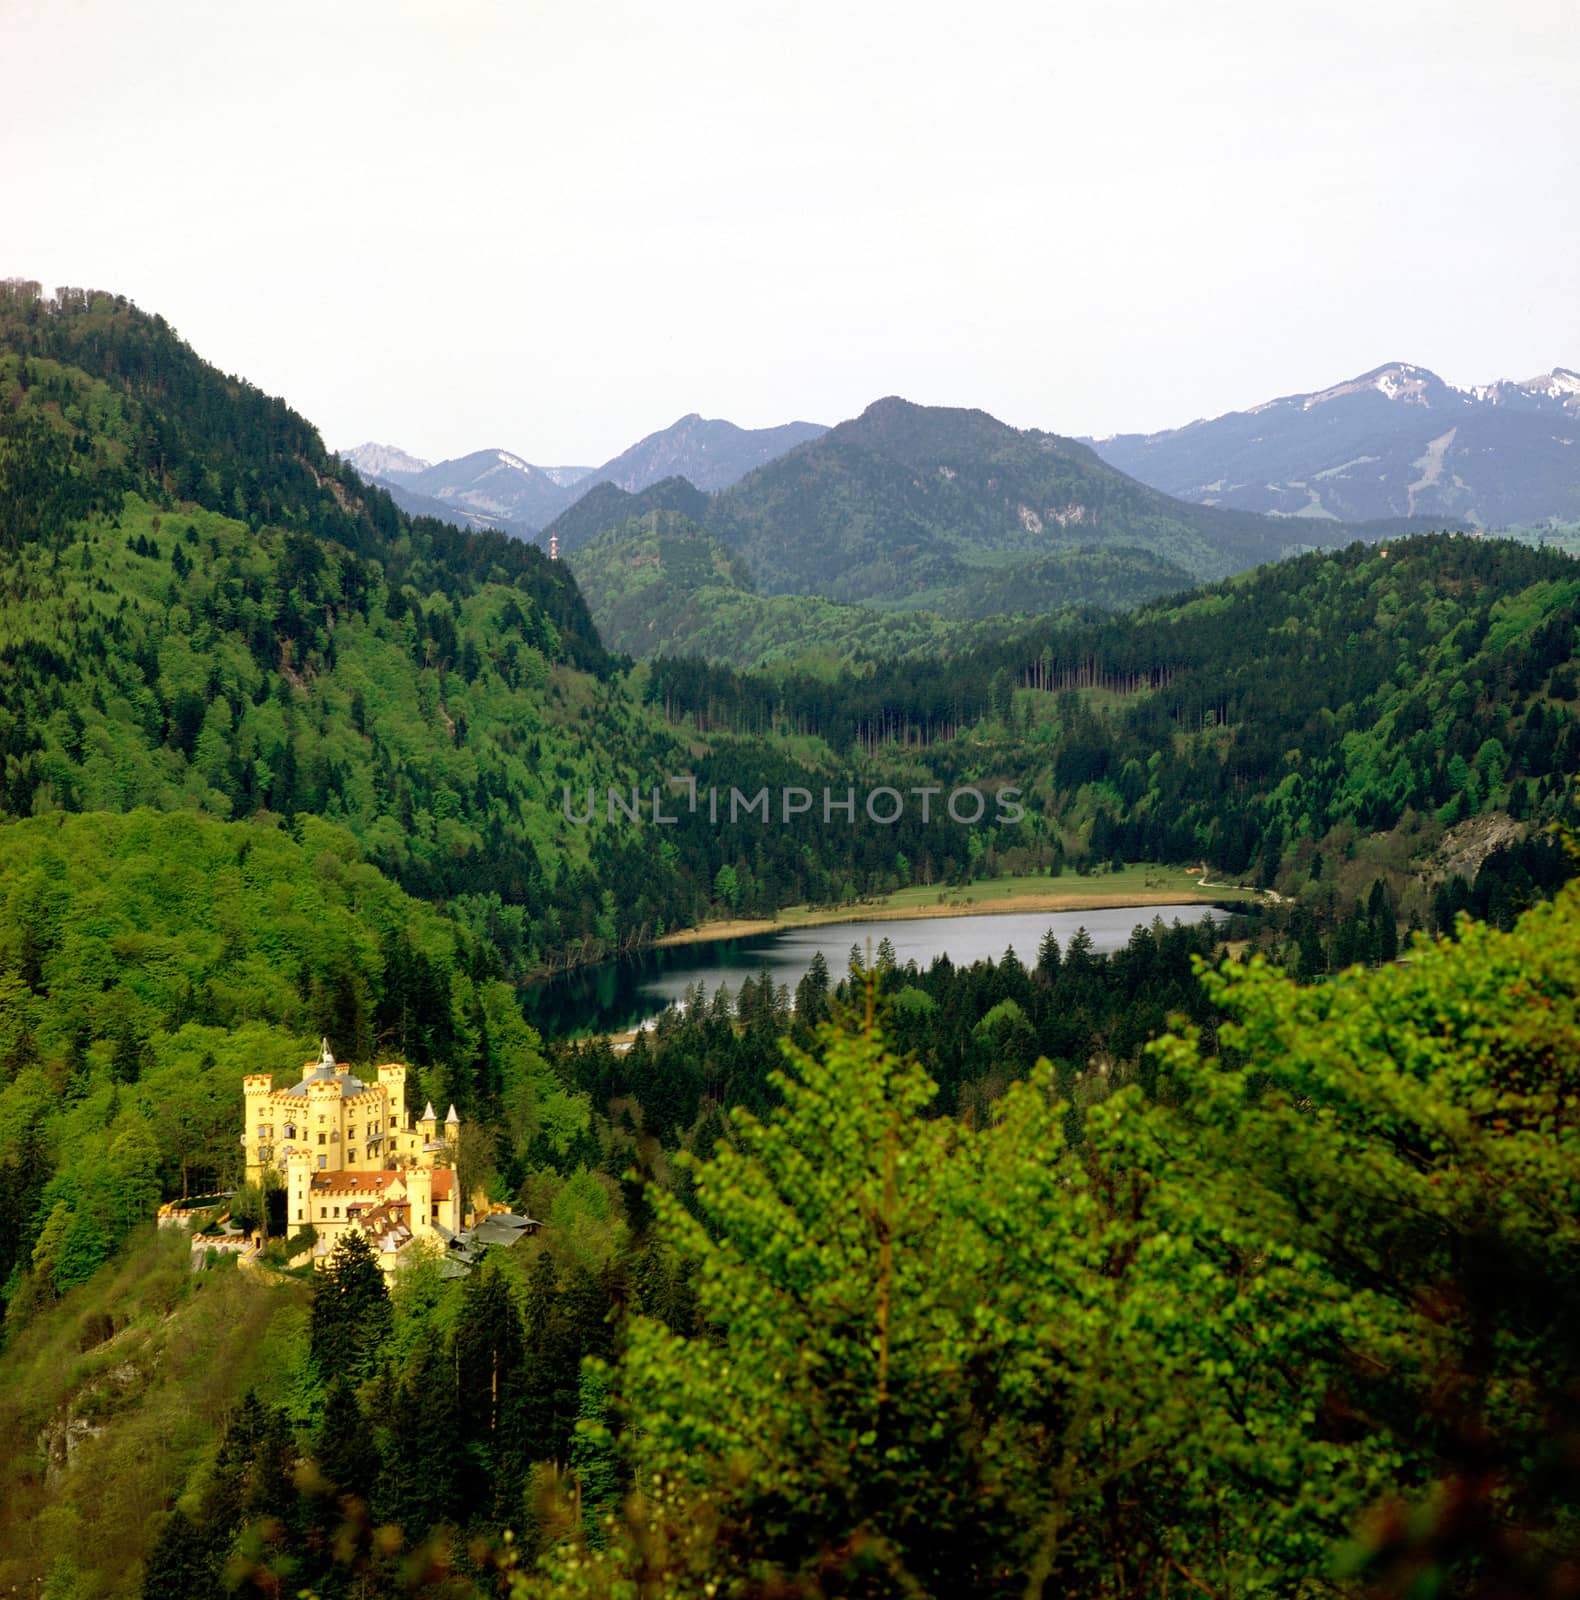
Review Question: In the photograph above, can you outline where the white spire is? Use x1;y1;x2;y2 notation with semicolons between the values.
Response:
421;1100;436;1122
445;1103;460;1125
320;1037;335;1070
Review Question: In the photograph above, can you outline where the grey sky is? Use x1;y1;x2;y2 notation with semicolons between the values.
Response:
6;0;1578;465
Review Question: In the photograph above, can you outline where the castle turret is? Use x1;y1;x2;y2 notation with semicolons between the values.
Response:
418;1101;437;1142
378;1064;408;1133
242;1073;275;1187
445;1104;460;1145
286;1147;313;1237
407;1165;433;1238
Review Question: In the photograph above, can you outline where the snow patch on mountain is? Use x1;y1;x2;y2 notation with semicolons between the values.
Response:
1086;358;1580;528
340;442;431;481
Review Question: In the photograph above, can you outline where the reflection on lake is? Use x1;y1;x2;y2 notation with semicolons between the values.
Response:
522;904;1222;1038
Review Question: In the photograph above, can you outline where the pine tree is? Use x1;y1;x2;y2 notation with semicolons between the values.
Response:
316;1376;380;1504
455;1258;530;1516
141;1507;212;1600
794;949;831;1024
375;1327;461;1534
309;1231;393;1381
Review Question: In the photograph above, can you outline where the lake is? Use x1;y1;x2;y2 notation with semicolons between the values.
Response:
522;903;1223;1038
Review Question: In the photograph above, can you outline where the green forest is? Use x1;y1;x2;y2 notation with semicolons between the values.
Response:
566;510;1202;667
2;281;1579;1599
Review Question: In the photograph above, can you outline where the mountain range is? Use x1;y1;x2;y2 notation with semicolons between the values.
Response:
341;412;827;535
339;445;589;533
548;396;1430;619
1089;361;1580;527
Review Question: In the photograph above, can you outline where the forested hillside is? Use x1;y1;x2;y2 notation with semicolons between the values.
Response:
703;395;1353;603
568;512;980;666
0;809;582;1312
542;473;712;554
649;535;1580;905
10;875;1577;1597
569;512;1197;665
0;282;609;671
0;284;1046;972
545;396;1363;620
4;281;1580;1599
3;287;1575;947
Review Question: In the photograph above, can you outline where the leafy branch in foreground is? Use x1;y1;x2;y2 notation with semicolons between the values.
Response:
522;880;1580;1598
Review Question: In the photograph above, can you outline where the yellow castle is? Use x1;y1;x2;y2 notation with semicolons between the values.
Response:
242;1040;462;1274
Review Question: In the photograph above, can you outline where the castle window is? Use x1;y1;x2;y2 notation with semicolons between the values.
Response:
317;1156;326;1170
334;1206;341;1219
389;1116;396;1128
318;1133;326;1145
297;1208;303;1221
285;1125;295;1139
319;1206;326;1219
348;1150;356;1163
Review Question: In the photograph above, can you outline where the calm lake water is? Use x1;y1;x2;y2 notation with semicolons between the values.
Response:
522;903;1222;1038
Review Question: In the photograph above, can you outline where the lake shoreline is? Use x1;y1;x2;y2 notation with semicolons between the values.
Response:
653;885;1235;951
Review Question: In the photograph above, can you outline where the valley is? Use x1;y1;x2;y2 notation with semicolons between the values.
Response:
0;280;1577;1599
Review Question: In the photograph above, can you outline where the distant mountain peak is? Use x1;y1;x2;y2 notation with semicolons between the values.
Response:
591;413;828;494
1523;366;1580;399
344;414;826;536
1302;363;1444;411
341;441;431;481
1088;359;1580;527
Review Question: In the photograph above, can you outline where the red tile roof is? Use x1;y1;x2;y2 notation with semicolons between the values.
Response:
310;1168;453;1198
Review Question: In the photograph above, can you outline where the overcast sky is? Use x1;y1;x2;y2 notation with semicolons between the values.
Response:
6;0;1578;464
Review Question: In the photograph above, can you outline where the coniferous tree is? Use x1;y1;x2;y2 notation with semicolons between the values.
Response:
454;1258;530;1517
1035;929;1062;981
316;1376;381;1504
375;1326;461;1534
309;1231;393;1382
569;1362;621;1546
141;1507;211;1600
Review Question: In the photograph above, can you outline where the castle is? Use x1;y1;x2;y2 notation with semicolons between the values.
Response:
242;1041;463;1275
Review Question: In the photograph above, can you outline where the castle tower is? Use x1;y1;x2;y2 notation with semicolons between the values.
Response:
287;1147;313;1234
242;1074;275;1187
445;1104;461;1147
307;1075;343;1167
407;1164;433;1237
378;1064;408;1135
418;1100;437;1143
